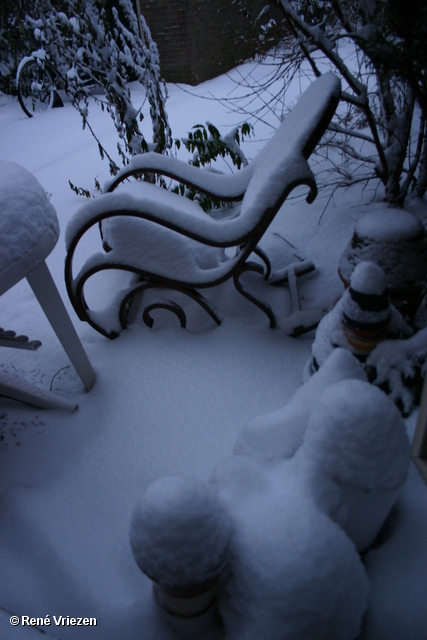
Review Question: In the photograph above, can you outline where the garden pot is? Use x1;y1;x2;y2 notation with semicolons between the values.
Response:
338;210;427;321
153;577;222;639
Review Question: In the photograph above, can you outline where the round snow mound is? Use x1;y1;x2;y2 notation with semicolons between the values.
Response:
355;210;425;243
130;475;231;587
349;261;387;296
303;379;410;491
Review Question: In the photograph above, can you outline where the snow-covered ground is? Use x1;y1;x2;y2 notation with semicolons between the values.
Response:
0;60;426;639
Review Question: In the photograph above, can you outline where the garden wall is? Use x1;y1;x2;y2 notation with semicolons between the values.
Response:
138;0;281;85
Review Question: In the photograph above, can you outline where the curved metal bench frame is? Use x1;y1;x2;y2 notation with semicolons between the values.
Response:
65;74;341;339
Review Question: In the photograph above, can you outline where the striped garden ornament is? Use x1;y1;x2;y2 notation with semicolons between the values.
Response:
342;262;391;356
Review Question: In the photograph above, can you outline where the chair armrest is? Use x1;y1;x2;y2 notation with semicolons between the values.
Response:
104;152;251;201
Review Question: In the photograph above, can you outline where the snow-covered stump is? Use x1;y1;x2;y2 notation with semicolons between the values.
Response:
301;379;411;553
339;210;427;322
129;476;231;638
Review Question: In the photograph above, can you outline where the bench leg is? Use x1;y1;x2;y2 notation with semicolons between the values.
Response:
26;260;96;391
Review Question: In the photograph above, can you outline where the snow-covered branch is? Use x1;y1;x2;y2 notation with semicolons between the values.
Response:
24;0;171;177
269;0;427;204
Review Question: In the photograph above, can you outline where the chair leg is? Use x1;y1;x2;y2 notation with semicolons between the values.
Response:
0;370;78;412
26;260;96;391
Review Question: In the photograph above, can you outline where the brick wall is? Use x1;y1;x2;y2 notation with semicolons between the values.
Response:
138;0;282;85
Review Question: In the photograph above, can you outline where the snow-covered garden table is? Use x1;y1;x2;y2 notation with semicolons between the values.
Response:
65;74;341;338
0;161;95;409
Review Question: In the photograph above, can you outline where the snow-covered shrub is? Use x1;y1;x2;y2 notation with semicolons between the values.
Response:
365;328;427;417
172;122;253;211
244;0;427;204
130;475;231;587
0;0;40;93
234;347;367;464
24;0;171;175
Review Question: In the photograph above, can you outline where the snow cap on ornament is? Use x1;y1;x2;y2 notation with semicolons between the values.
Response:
342;261;391;353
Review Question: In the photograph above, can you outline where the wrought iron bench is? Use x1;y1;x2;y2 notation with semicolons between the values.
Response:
65;73;341;339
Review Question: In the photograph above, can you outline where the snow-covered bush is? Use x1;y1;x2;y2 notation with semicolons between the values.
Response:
244;0;427;204
0;0;40;93
218;493;369;640
172;122;253;211
365;328;427;417
24;0;171;175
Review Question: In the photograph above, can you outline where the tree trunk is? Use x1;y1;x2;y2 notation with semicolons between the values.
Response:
414;123;427;198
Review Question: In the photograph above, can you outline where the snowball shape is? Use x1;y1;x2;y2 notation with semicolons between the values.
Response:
343;262;390;333
130;476;231;587
350;261;387;296
303;379;410;491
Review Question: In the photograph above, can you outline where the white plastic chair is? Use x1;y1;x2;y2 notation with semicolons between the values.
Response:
0;160;95;411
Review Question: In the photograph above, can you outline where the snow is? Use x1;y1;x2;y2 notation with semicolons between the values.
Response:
218;493;369;640
234;348;367;463
302;379;410;492
130;475;230;586
0;58;426;640
355;209;425;243
0;161;59;275
349;261;387;296
339;208;427;289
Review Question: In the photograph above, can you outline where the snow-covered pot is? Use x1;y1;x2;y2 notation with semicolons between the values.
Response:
152;579;223;639
129;475;230;635
301;379;410;553
338;210;427;321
